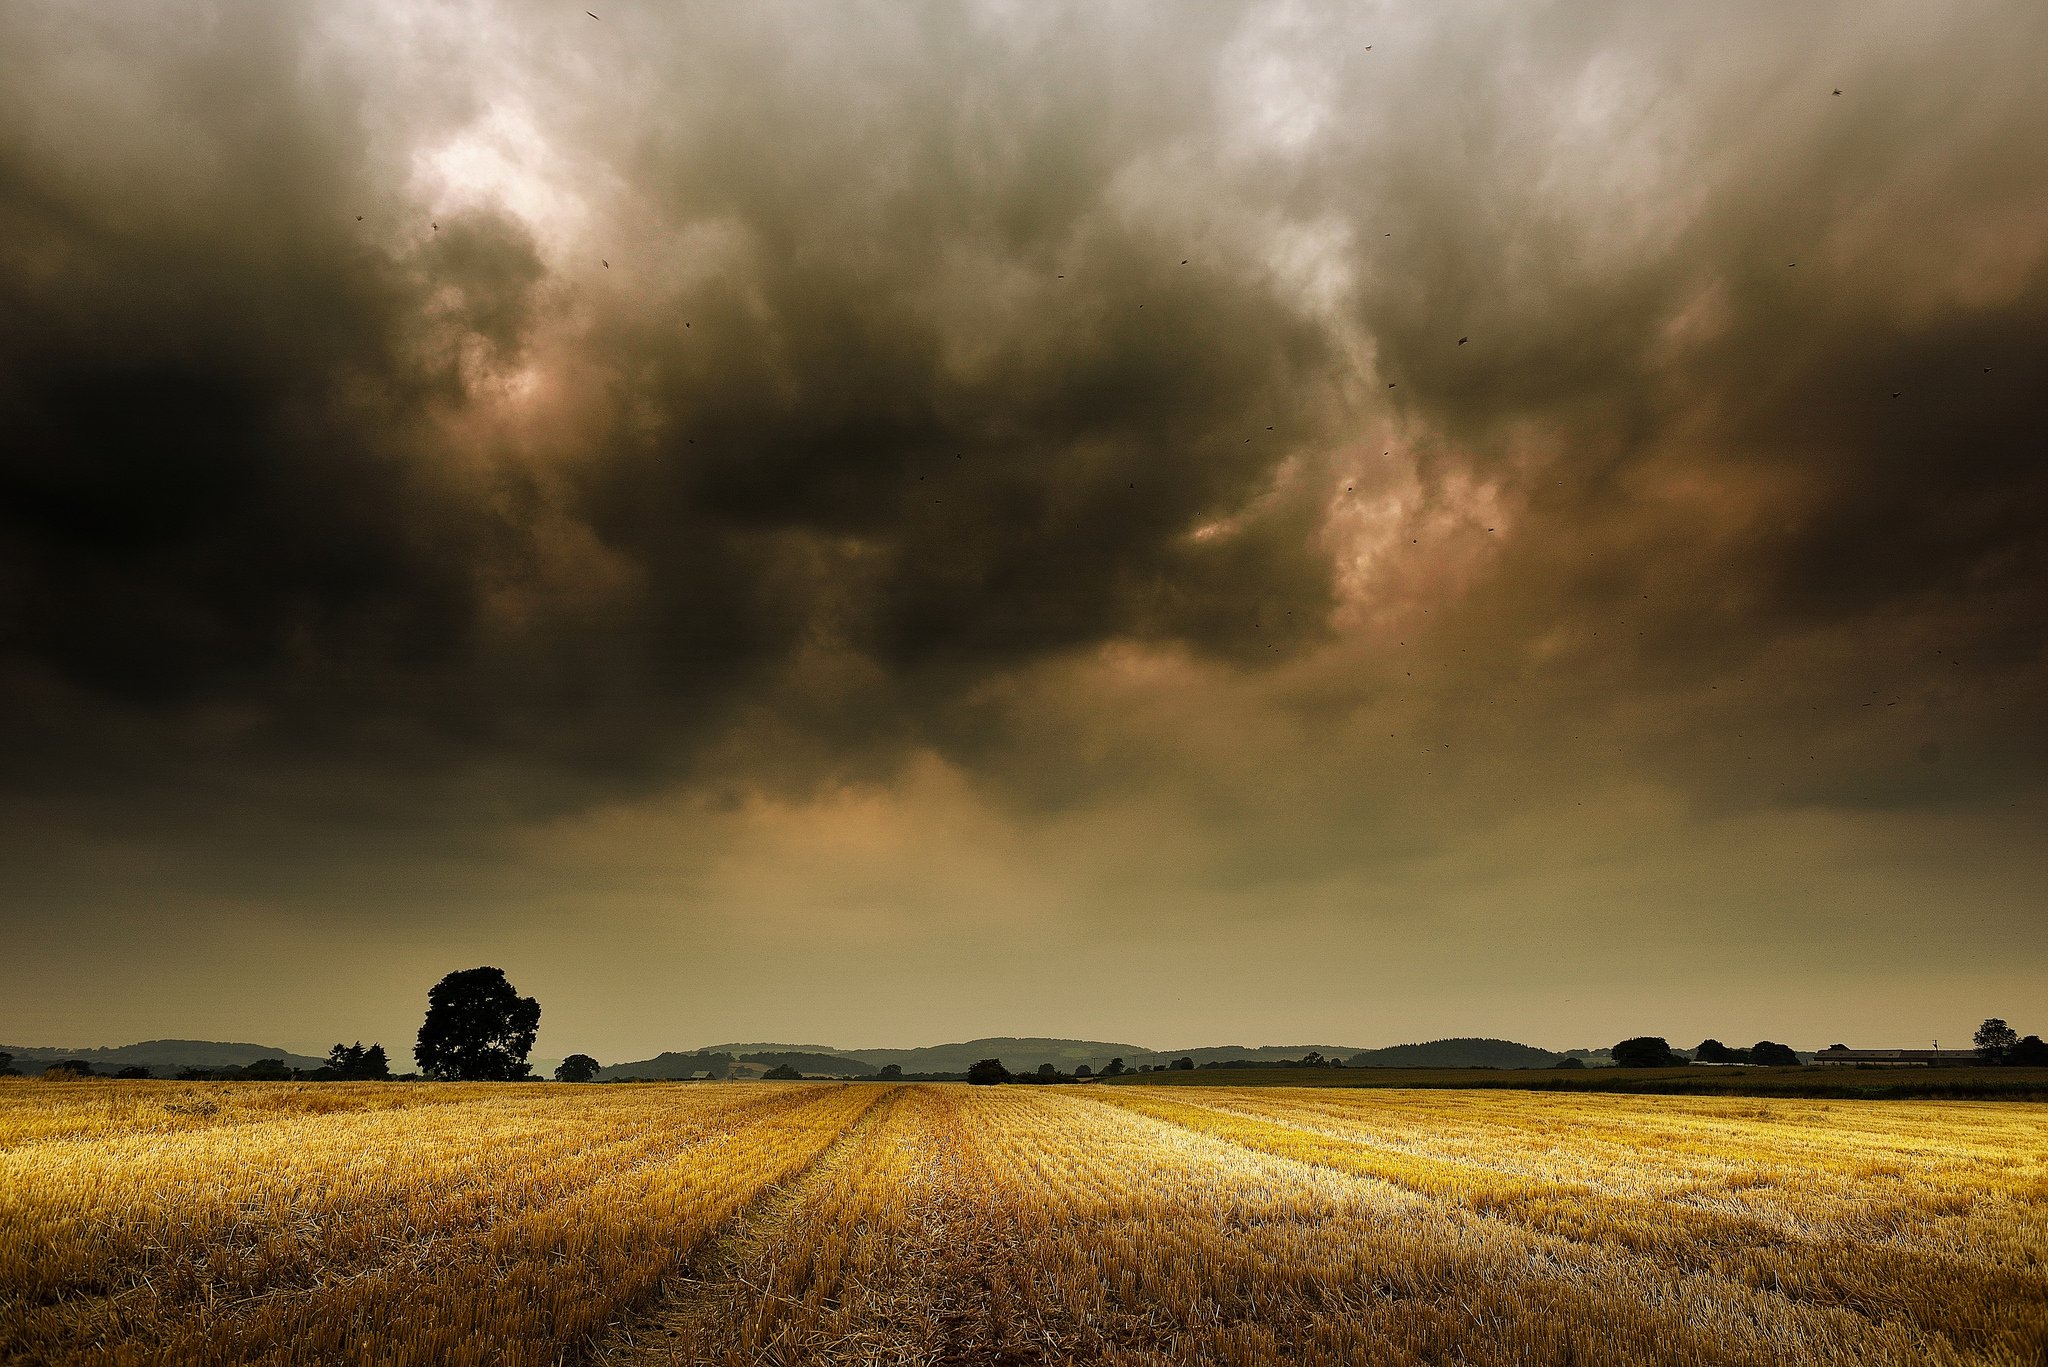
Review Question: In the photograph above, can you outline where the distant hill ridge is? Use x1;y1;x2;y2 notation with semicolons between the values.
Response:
1;1039;328;1072
1344;1038;1565;1069
599;1035;1567;1078
4;1035;1570;1082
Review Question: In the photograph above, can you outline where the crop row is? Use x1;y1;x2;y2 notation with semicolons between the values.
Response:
1;1080;879;1366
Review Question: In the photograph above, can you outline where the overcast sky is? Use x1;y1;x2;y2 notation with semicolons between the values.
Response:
2;1;2043;1063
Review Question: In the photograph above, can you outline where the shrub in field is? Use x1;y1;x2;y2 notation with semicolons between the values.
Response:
966;1058;1011;1085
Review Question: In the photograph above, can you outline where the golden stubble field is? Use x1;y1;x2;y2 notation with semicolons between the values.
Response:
3;1079;2044;1366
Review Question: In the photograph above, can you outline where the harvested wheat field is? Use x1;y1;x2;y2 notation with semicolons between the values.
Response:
4;1080;2045;1366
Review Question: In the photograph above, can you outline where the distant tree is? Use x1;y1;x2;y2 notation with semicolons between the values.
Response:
415;967;542;1081
175;1066;214;1081
555;1054;601;1083
1975;1018;2019;1064
1554;1056;1586;1070
1036;1062;1059;1079
1170;1056;1195;1071
115;1065;152;1079
1694;1039;1742;1064
1073;1063;1092;1078
325;1041;392;1080
240;1058;294;1081
876;1063;903;1080
966;1058;1011;1086
1300;1051;1325;1067
1748;1041;1800;1067
1612;1037;1686;1068
2008;1035;2048;1067
0;1052;14;1076
1101;1057;1126;1077
761;1063;804;1080
47;1059;95;1078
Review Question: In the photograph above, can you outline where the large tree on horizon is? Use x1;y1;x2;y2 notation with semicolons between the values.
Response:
1975;1018;2019;1064
415;967;541;1081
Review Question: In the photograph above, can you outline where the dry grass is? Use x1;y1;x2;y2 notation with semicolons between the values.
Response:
1115;1065;2048;1099
1;1080;877;1365
4;1077;2044;1365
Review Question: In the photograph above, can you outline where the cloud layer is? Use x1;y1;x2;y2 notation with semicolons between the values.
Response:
1;1;2042;1053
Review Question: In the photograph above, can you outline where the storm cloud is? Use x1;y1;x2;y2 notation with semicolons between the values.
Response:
1;1;2042;1056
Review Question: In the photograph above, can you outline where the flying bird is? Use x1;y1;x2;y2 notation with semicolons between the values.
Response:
1458;336;1468;345
587;10;599;17
432;222;438;231
1833;88;1841;95
355;215;362;221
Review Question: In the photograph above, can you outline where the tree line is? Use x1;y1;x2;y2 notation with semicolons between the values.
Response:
1610;1020;2047;1069
8;982;2043;1083
1611;1037;1800;1068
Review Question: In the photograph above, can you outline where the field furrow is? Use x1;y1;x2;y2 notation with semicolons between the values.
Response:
4;1079;2043;1366
1093;1087;2048;1361
0;1082;880;1367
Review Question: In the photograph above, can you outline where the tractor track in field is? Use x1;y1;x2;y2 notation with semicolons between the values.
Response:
588;1083;909;1366
1082;1088;2048;1362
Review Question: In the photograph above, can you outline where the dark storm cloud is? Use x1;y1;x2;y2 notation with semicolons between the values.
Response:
3;1;2046;1058
1303;1;2048;815
0;0;2042;847
0;1;1346;829
0;17;465;802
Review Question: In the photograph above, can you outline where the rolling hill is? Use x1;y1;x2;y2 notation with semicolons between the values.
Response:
591;1037;1570;1077
1344;1038;1567;1069
1;1039;329;1074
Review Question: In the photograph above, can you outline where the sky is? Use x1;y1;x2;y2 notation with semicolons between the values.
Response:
1;1;2043;1065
